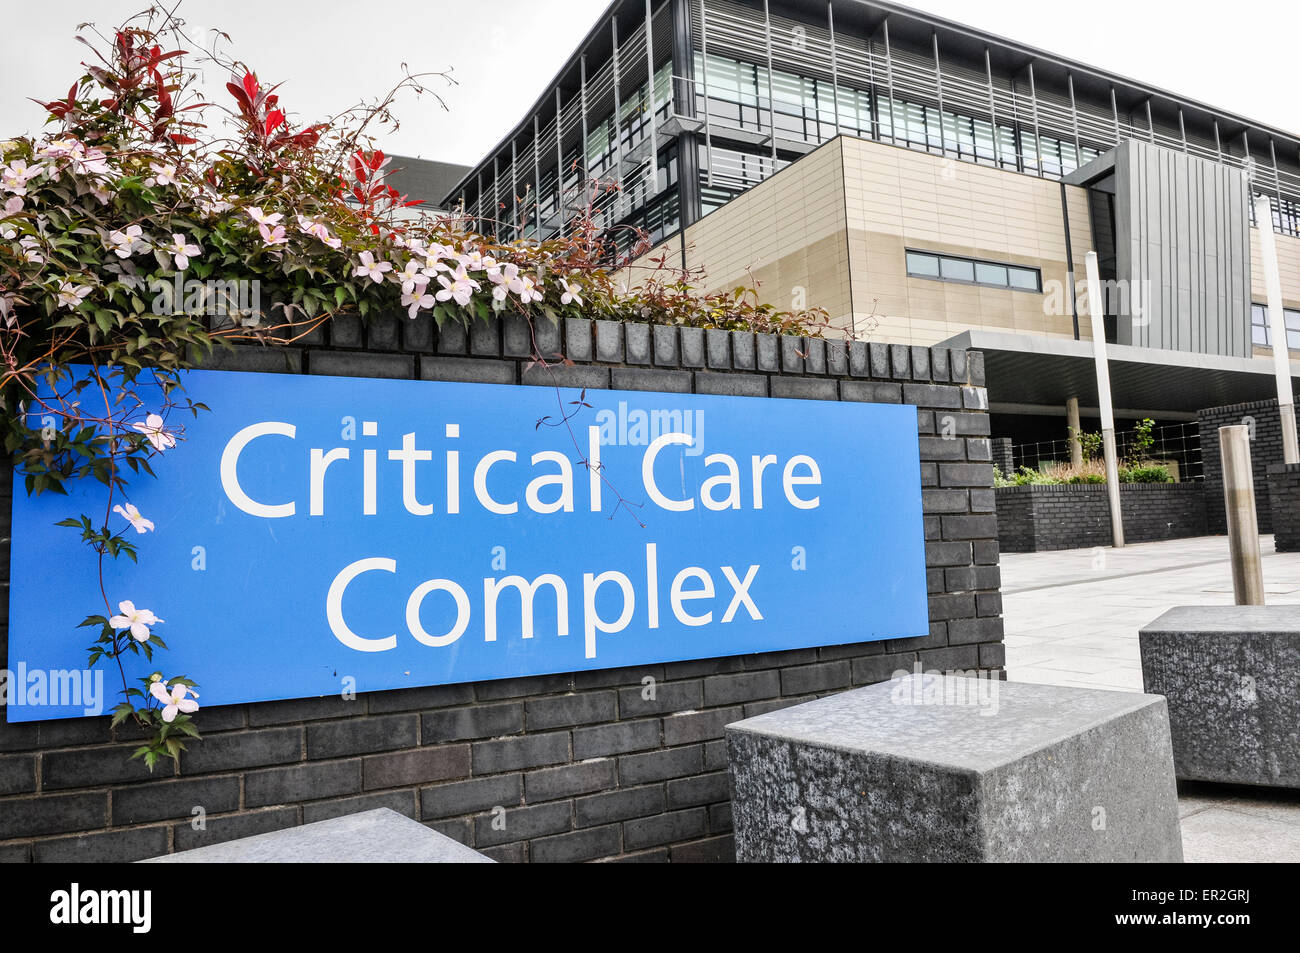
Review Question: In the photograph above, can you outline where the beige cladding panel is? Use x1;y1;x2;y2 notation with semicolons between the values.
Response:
1250;227;1300;310
676;140;852;322
843;137;1092;347
624;135;1097;347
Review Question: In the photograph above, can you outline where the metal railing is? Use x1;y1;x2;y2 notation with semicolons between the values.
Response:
1010;421;1203;482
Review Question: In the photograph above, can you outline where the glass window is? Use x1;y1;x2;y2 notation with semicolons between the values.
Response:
940;257;975;282
1008;267;1041;291
907;250;1040;291
1254;303;1300;349
973;118;996;164
1253;304;1269;346
906;252;940;278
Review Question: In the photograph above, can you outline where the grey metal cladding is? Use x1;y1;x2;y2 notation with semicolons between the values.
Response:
1115;140;1250;359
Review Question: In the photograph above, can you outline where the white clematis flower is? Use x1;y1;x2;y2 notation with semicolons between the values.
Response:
247;206;282;227
149;681;199;722
354;251;392;283
296;215;341;249
107;225;147;259
132;413;176;452
559;278;583;307
517;274;544;304
489;263;523;302
162;232;201;269
435;267;480;307
54;280;92;310
109;601;163;642
113;502;155;534
145;162;177;188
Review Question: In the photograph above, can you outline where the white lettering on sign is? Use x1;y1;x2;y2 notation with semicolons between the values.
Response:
217;421;823;519
220;422;296;518
215;419;832;661
323;544;763;661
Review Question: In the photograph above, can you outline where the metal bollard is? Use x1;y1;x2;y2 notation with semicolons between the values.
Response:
1219;425;1265;606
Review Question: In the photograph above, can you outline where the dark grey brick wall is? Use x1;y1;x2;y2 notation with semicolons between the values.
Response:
995;483;1208;553
991;437;1014;476
1198;399;1299;534
1267;463;1300;552
0;315;1002;863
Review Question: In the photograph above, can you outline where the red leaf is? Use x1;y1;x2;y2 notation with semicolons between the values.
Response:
225;81;250;108
264;109;284;137
241;71;259;103
156;78;173;117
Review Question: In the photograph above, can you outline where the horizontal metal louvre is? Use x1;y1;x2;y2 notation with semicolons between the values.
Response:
454;0;1300;242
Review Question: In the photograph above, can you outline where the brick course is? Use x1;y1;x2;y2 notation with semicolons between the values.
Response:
995;483;1208;552
0;314;1002;863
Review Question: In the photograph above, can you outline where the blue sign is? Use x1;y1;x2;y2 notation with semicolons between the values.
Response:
6;368;928;721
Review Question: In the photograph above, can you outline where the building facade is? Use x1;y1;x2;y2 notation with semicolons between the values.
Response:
443;0;1300;442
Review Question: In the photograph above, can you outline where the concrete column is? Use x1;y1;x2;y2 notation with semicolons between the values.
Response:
1219;425;1265;606
1066;397;1083;468
1254;194;1300;466
1085;252;1124;548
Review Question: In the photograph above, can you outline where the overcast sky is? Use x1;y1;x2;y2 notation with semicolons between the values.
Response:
2;0;1297;167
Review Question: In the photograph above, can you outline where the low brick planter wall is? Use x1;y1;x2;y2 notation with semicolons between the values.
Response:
1268;463;1300;553
1199;398;1300;535
996;482;1208;553
0;316;1004;864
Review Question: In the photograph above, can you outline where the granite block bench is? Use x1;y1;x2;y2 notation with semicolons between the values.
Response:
726;673;1183;862
142;808;494;863
1140;605;1300;788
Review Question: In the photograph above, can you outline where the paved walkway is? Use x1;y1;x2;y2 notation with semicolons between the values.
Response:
1001;535;1300;862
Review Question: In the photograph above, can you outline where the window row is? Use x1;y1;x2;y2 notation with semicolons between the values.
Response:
906;251;1042;292
692;50;1104;179
1250;303;1300;350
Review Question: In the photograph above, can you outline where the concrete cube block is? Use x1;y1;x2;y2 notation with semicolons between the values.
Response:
143;808;492;863
1140;605;1300;787
726;675;1182;862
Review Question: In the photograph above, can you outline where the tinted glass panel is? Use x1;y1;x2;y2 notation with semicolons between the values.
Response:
940;258;975;282
907;252;940;277
975;262;1008;287
1008;267;1040;291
